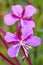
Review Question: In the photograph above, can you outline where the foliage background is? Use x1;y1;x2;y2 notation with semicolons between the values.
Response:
0;0;43;65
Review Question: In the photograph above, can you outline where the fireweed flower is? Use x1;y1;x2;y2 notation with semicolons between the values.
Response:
4;29;41;57
4;5;36;27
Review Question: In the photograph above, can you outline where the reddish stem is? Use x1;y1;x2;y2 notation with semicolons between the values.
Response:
0;35;8;49
0;53;16;65
26;56;32;65
0;28;6;35
21;46;32;65
16;22;22;40
0;35;21;65
0;27;21;65
14;57;21;65
26;0;30;4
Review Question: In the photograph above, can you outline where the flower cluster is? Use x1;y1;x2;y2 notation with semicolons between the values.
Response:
4;5;41;57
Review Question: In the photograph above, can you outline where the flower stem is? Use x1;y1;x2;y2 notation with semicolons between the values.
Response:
0;53;16;65
34;47;37;58
26;0;30;4
26;55;32;65
0;35;8;49
0;27;21;65
0;35;21;65
14;57;21;65
0;28;6;35
21;46;32;65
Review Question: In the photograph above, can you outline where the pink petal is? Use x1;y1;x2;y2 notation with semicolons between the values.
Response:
23;20;35;28
8;44;20;57
26;36;41;47
4;32;19;42
4;14;18;25
12;5;23;16
21;19;24;27
22;29;34;40
24;5;37;17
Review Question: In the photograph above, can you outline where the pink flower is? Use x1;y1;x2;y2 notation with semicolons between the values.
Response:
4;5;36;27
4;28;41;57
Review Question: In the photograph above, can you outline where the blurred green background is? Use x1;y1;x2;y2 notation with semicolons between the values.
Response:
0;0;43;65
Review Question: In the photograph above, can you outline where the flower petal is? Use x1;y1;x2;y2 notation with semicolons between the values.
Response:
24;5;36;17
23;20;35;28
12;5;23;16
22;28;34;40
26;36;41;47
8;44;20;57
21;19;24;27
4;32;19;42
4;14;18;25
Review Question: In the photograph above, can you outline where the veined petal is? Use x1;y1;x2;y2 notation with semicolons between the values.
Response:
4;32;19;42
23;20;35;28
24;5;37;17
4;14;18;25
26;36;41;47
8;44;20;57
22;29;34;40
12;5;23;16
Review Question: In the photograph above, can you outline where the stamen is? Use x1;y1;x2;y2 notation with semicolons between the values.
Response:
25;45;32;49
23;46;28;57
